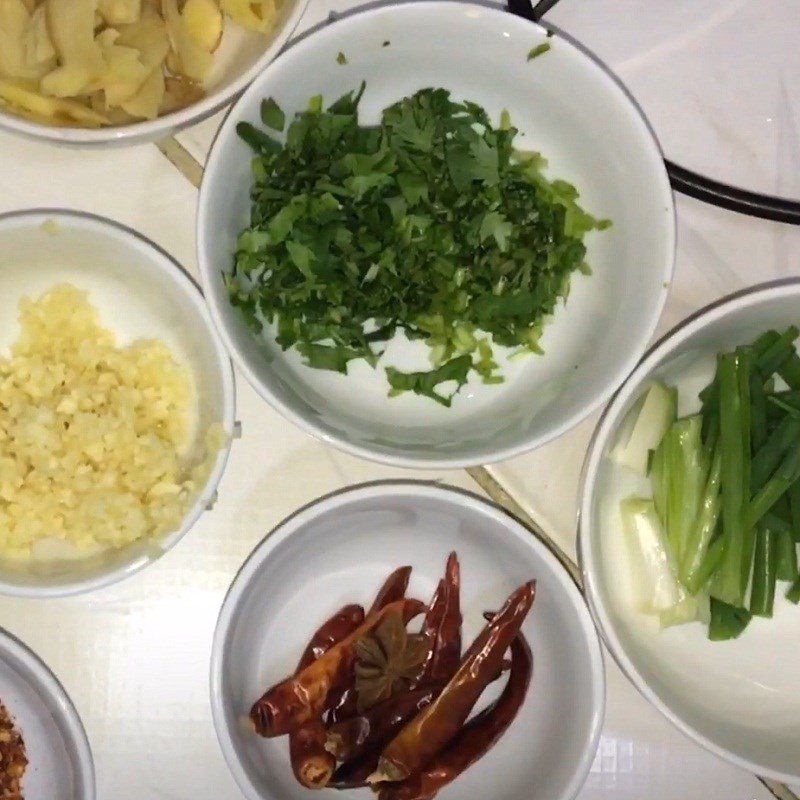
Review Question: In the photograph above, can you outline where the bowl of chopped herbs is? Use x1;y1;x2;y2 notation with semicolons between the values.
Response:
198;1;674;467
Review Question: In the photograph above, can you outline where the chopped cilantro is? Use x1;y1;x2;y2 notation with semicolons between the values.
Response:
297;342;364;373
527;42;551;60
386;356;472;407
231;87;608;405
336;51;348;65
235;121;280;153
260;97;285;131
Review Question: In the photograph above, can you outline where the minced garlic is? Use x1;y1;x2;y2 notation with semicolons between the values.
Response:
0;284;221;558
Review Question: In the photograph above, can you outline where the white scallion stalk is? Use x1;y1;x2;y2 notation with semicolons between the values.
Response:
620;497;704;627
611;382;677;475
659;593;708;629
621;497;682;613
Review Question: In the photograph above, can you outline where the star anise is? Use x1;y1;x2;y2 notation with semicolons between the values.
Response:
354;611;429;712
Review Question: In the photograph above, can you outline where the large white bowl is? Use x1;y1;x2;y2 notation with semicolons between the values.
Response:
579;279;800;783
0;209;235;596
211;481;605;800
0;626;95;799
0;0;308;147
197;0;675;469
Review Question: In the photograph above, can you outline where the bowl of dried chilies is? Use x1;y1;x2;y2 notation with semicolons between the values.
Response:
211;482;604;800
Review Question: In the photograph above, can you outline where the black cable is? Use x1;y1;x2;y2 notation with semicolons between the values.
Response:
508;0;560;20
507;0;800;225
664;161;800;225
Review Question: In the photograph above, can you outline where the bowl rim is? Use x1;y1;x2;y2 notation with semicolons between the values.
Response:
196;0;676;470
0;207;237;597
0;625;96;799
0;0;310;147
210;479;606;800
577;277;800;785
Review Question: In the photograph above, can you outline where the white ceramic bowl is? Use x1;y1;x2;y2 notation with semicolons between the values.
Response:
197;0;675;469
211;481;605;800
579;279;800;784
0;627;95;799
0;0;308;147
0;209;235;596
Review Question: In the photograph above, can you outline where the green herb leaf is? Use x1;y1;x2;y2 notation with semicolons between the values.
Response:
527;42;551;61
260;97;285;131
386;355;472;406
285;240;316;277
236;121;281;153
479;211;513;251
336;51;348;65
297;343;364;373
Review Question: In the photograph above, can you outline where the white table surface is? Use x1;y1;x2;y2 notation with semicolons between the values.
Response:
0;1;798;799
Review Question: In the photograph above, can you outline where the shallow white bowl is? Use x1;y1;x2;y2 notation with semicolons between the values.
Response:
197;0;675;469
0;0;307;147
0;209;235;596
211;481;605;800
0;627;95;799
579;279;800;783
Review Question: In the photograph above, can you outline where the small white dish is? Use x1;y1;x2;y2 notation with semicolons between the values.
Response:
211;481;605;800
579;279;800;784
0;627;95;799
197;0;675;469
0;0;308;147
0;209;236;596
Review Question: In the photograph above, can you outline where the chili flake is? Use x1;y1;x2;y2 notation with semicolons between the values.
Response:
0;702;26;799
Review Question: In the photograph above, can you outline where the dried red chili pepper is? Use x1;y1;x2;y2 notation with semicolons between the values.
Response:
420;553;461;684
327;568;414;724
326;684;443;764
297;604;365;666
368;566;413;616
328;568;414;724
327;685;358;725
369;581;535;783
251;598;425;738
378;632;532;800
328;662;510;791
289;604;365;788
290;721;334;789
420;580;445;643
329;754;376;790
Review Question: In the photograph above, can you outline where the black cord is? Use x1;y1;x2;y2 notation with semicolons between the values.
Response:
508;0;560;20
507;0;800;225
664;161;800;225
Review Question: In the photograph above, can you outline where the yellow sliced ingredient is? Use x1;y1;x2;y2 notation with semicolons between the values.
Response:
161;0;212;82
116;8;169;70
45;0;105;78
0;77;109;125
97;0;141;25
0;0;35;80
119;63;163;118
0;0;280;126
182;0;223;52
96;36;150;104
22;4;56;70
219;0;275;35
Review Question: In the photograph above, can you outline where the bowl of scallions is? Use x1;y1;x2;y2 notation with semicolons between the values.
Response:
579;278;800;784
